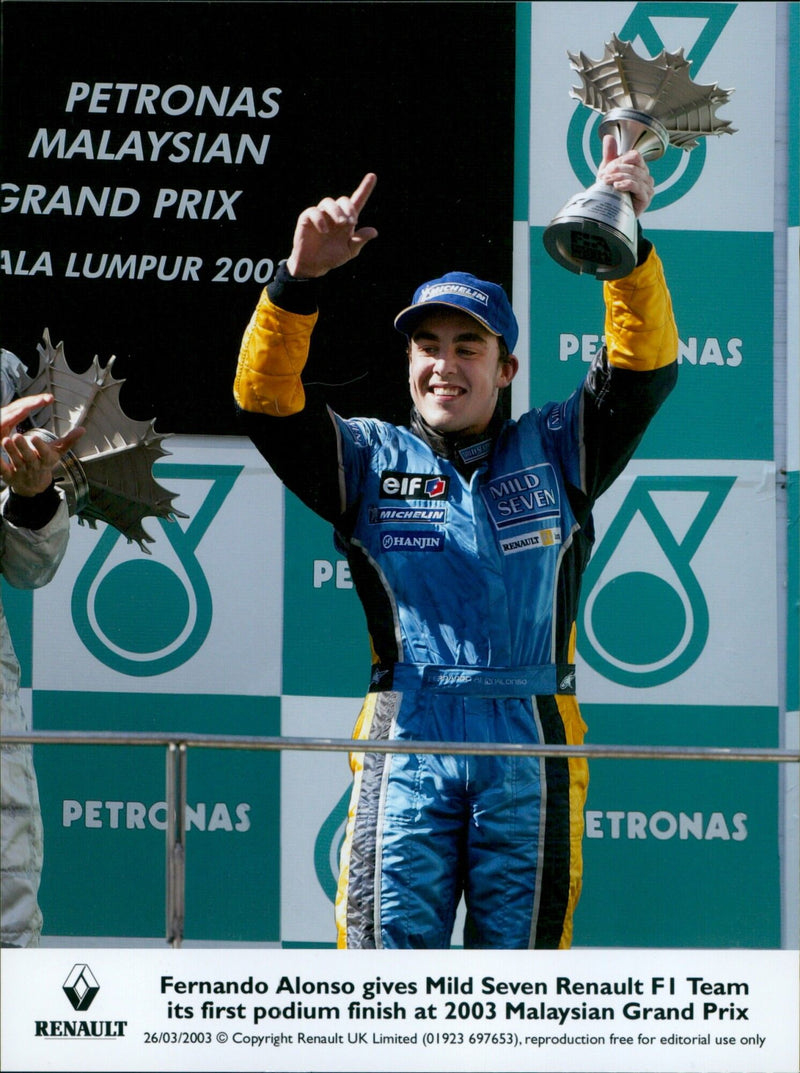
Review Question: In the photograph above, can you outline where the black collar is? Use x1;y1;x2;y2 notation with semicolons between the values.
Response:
409;407;504;476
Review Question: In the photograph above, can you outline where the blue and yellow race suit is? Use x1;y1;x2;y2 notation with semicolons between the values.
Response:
234;244;678;949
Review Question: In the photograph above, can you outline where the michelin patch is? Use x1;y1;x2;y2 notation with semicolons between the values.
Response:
369;505;447;525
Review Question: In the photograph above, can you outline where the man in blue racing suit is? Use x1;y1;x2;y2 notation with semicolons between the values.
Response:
234;144;677;949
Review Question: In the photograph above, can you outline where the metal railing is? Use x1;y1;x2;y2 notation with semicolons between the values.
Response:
3;729;799;947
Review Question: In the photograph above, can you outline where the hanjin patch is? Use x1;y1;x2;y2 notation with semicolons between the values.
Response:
380;530;445;552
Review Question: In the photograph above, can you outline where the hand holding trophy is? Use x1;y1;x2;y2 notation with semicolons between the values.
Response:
543;34;735;280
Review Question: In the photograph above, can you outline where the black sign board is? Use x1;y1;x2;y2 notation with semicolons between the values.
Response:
2;1;516;433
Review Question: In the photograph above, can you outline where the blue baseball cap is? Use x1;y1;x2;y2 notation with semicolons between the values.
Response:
394;271;519;353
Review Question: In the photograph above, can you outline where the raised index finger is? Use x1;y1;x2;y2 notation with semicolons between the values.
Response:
351;172;377;214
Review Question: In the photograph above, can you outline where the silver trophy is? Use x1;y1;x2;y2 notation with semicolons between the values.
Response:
22;329;185;551
543;34;734;280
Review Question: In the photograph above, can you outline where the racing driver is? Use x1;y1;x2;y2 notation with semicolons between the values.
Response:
233;142;677;949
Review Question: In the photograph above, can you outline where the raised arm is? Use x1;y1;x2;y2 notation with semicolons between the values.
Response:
234;175;378;522
1;392;84;587
592;134;677;372
560;140;679;506
234;174;378;419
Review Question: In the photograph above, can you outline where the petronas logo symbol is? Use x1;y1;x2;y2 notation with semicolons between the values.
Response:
71;464;241;676
579;476;735;687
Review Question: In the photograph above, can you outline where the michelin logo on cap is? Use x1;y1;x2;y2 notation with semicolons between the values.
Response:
394;270;520;353
418;282;491;307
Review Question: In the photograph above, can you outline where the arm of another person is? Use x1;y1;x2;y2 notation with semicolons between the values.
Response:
234;175;378;524
1;393;84;588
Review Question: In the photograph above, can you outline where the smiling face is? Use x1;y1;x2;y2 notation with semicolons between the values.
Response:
407;309;518;436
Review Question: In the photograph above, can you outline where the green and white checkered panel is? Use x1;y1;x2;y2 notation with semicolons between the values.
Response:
518;0;787;947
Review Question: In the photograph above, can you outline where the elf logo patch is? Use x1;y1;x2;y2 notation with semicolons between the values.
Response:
380;471;450;500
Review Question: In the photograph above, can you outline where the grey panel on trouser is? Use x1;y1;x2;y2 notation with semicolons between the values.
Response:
345;691;400;948
1;743;44;947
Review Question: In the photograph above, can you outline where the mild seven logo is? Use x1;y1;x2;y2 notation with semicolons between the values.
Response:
566;2;736;208
482;464;560;530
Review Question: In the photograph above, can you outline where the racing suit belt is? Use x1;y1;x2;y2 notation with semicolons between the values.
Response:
369;662;577;696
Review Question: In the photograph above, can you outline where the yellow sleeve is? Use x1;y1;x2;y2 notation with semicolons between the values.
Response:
233;288;318;416
603;246;678;371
